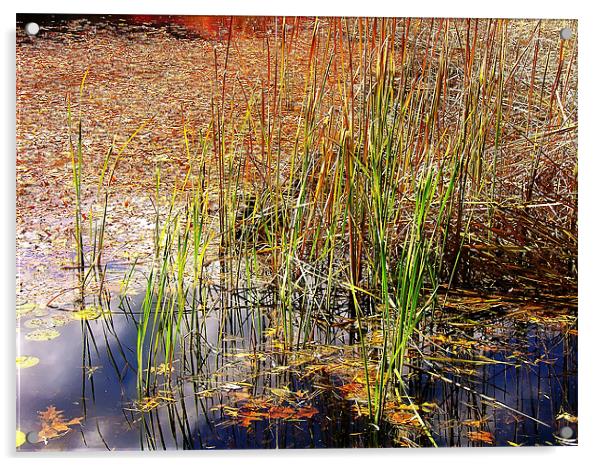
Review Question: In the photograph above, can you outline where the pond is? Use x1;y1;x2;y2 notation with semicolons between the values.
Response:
16;14;578;451
16;267;577;449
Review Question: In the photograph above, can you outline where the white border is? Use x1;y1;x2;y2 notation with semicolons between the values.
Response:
3;1;600;465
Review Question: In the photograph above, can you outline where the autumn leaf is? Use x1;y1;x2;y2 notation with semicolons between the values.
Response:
296;406;318;419
556;411;578;423
269;387;293;399
462;416;490;427
338;382;364;399
239;410;266;427
467;430;495;444
37;406;84;441
268;406;296;419
149;362;174;376
135;391;176;412
387;411;417;426
39;405;62;422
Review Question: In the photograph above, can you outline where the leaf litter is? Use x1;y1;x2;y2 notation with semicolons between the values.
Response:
37;405;83;441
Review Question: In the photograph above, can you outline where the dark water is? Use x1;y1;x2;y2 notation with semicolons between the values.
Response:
410;316;578;447
16;279;577;450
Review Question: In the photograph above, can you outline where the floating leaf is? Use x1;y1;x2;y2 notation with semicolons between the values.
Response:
33;308;49;318
149;363;173;376
295;406;319;419
16;303;37;318
467;430;495;444
69;307;101;320
23;318;51;329
556;411;578;423
24;315;71;329
338;382;364;399
25;329;60;341
16;430;26;448
48;314;71;327
228;401;319;428
38;406;83;441
135;391;176;412
238;409;267;427
387;411;418;426
269;387;293;399
16;356;39;369
267;406;296;419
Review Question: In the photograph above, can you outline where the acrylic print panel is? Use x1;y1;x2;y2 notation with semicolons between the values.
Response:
15;14;577;451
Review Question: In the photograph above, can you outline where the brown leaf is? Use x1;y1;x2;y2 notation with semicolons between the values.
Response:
268;406;296;419
467;430;495;444
38;405;83;441
296;406;318;419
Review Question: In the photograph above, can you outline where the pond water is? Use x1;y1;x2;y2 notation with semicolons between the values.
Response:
16;270;577;450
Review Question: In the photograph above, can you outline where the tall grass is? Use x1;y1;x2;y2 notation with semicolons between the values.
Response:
67;17;576;428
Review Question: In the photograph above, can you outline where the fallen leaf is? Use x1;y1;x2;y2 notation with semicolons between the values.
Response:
467;430;495;444
269;387;293;399
149;362;174;375
387;411;417;426
268;406;296;419
296;406;319;418
38;406;83;441
556;411;578;423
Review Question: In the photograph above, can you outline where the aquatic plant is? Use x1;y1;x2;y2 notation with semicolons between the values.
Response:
51;17;576;436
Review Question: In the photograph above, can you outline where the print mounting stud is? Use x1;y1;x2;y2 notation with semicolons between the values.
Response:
24;22;40;36
560;27;573;40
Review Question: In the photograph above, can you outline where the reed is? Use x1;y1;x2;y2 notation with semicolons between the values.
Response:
67;17;576;432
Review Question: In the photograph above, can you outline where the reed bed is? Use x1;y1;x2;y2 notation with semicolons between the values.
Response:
66;17;577;427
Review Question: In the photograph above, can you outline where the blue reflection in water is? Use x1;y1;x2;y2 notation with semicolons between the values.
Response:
17;291;577;450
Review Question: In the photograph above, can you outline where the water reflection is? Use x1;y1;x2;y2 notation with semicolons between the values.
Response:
16;275;577;450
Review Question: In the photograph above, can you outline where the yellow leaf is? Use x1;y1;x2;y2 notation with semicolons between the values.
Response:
556;411;578;423
269;387;292;398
